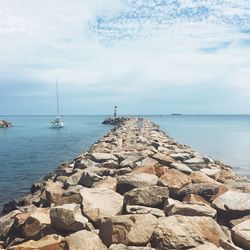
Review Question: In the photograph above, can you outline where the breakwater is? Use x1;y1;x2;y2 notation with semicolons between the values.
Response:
0;118;250;250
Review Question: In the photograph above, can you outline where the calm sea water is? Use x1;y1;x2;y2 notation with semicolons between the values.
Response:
0;115;249;208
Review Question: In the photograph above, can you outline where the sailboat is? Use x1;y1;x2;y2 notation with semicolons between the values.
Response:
50;80;64;128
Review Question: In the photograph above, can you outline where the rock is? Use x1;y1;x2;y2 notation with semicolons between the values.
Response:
183;194;210;205
151;215;226;249
102;160;120;169
231;220;250;249
116;167;132;176
80;187;123;224
170;153;191;161
190;171;219;184
99;214;157;247
78;171;103;188
120;153;144;168
109;244;155;250
117;173;158;194
126;205;165;217
30;182;44;194
91;153;118;163
63;170;83;188
65;230;107;250
151;153;175;167
140;157;158;167
0;218;15;240
92;176;117;191
225;179;250;193
40;181;64;206
200;168;221;179
230;215;250;227
170;162;193;174
159;169;191;195
50;204;88;233
220;240;243;250
164;200;217;217
184;157;205;165
132;165;168;177
124;186;169;208
190;243;223;249
178;183;220;200
22;208;53;239
218;168;237;183
60;189;82;205
212;191;250;218
9;234;63;250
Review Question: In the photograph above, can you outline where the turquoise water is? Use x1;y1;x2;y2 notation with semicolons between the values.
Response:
0;115;249;208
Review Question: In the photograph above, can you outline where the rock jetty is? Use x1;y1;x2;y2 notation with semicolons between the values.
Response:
0;120;12;128
102;117;128;126
1;118;250;250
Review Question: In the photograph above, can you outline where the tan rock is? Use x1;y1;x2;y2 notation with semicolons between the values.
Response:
9;234;63;250
190;171;219;184
50;204;88;233
80;187;123;224
109;244;155;250
159;169;191;194
232;219;250;249
92;176;117;191
99;214;157;247
65;230;107;250
132;165;168;177
183;194;210;205
190;242;223;249
152;215;226;249
126;205;165;217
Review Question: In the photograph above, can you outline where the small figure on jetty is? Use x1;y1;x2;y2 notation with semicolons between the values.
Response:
138;117;144;129
0;120;12;128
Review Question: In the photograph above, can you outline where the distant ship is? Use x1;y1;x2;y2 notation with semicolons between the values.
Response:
50;80;64;128
171;113;182;116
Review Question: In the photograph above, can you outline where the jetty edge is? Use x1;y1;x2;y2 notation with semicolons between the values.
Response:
0;118;250;250
0;120;12;128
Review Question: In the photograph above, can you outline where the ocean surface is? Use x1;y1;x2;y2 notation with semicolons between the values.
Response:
0;115;249;209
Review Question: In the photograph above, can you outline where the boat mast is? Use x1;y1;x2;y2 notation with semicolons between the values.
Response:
56;79;60;118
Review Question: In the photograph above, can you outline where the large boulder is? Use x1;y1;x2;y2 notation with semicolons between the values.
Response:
231;220;250;249
126;205;165;218
9;234;63;250
212;191;250;218
132;165;168;177
159;169;191;195
78;171;103;188
92;176;117;191
164;200;217;217
170;162;193;174
120;153;144;168
177;183;220;200
80;187;124;224
151;153;175;167
109;244;155;250
190;171;219;184
50;204;88;233
124;186;169;208
91;153;118;163
117;173;158;194
151;215;226;249
65;230;107;250
99;214;157;247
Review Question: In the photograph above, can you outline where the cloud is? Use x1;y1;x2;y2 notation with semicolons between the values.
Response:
0;0;249;114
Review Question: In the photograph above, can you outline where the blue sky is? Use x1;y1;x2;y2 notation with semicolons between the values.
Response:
0;0;250;115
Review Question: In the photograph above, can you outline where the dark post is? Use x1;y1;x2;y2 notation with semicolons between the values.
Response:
114;106;117;117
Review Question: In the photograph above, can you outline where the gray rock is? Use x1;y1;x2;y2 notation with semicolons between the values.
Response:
151;153;175;166
120;153;144;168
109;244;155;249
126;205;165;217
212;191;250;218
117;173;159;194
78;171;103;188
170;162;193;174
170;153;191;161
124;186;169;208
91;153;118;163
231;219;250;249
184;157;205;165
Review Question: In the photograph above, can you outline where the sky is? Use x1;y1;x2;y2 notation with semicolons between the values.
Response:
0;0;250;115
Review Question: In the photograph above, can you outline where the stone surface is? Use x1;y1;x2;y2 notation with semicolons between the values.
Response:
78;171;103;188
165;200;217;217
178;183;220;200
9;234;63;250
159;169;191;194
190;171;219;184
109;244;155;250
126;205;165;217
91;153;118;163
120;153;144;168
117;173;158;194
151;153;175;167
80;187;124;224
184;157;205;165
212;191;250;218
92;176;117;191
151;215;226;249
50;204;88;233
99;214;157;247
124;186;169;208
170;162;193;174
183;194;210;205
231;219;250;249
132;165;168;177
65;230;107;250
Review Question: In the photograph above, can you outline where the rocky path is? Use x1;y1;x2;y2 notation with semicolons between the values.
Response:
0;118;250;249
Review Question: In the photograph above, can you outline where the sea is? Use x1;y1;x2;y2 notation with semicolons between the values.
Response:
0;115;249;209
